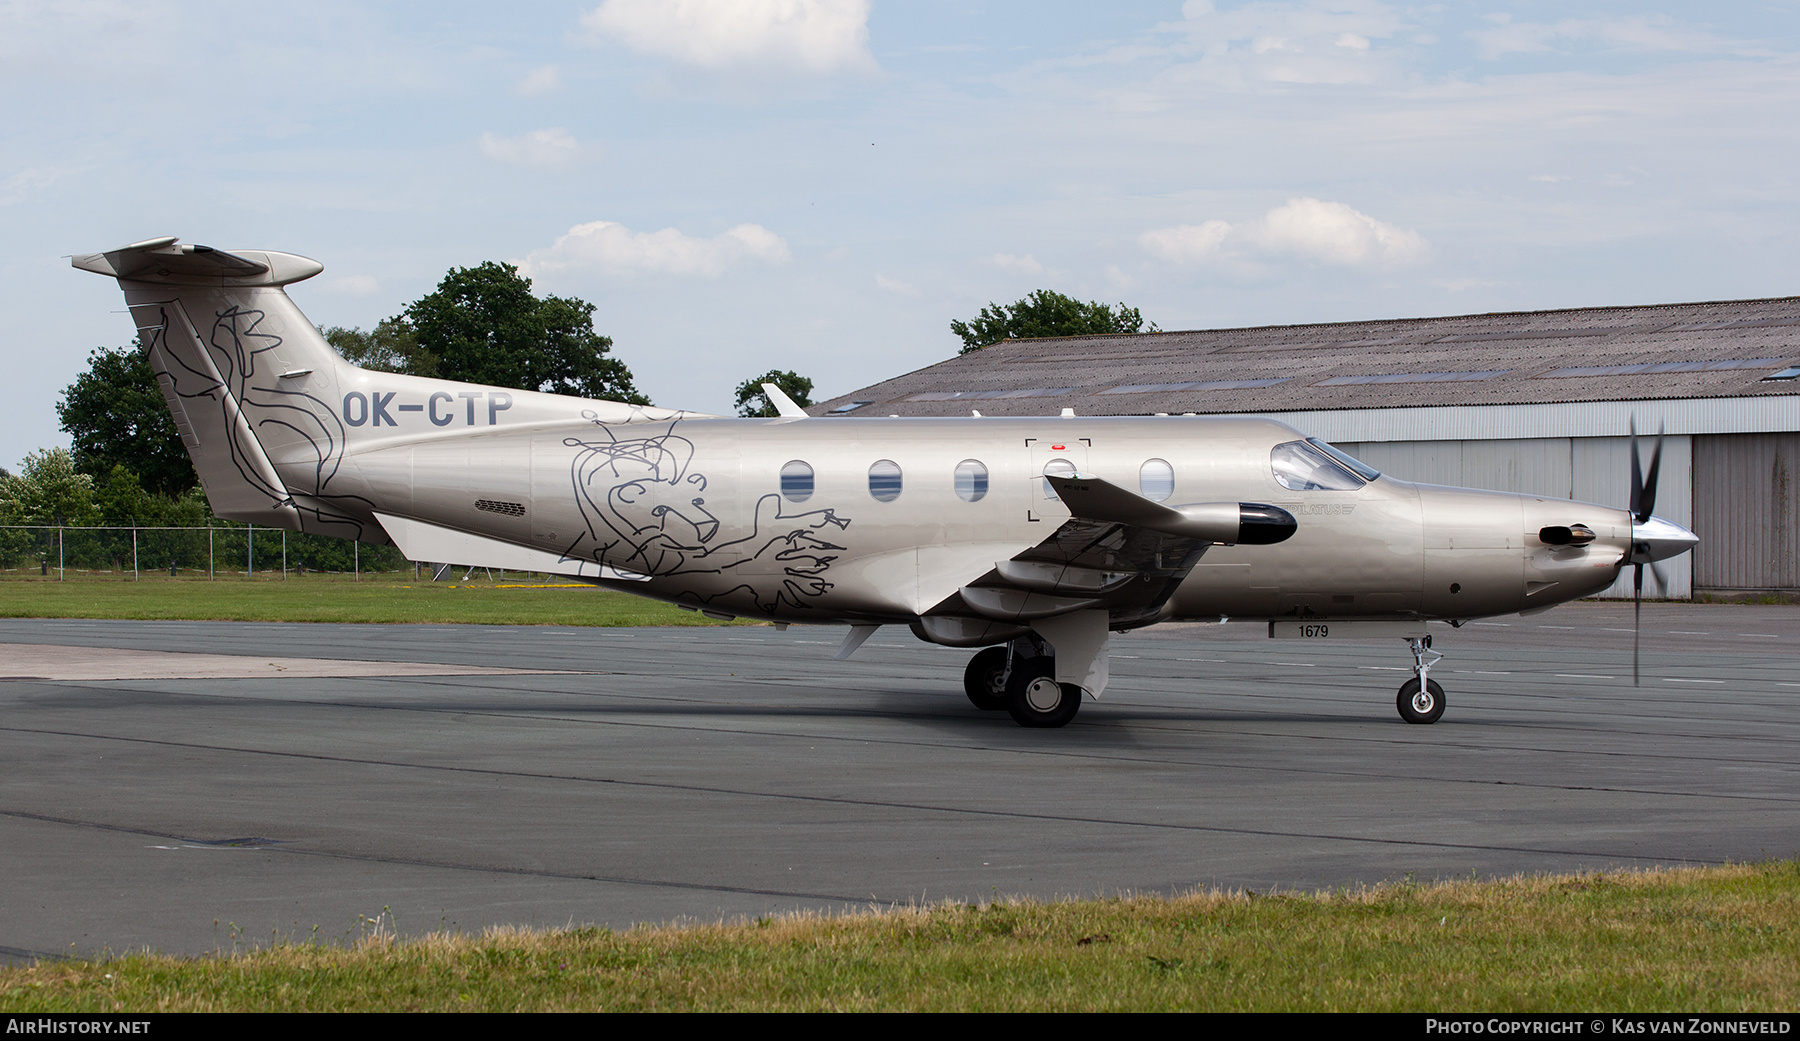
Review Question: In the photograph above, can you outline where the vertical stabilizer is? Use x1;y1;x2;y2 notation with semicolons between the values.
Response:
73;238;371;538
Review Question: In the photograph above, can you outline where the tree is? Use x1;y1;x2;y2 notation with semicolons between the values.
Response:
92;464;156;526
950;289;1152;354
734;370;815;417
322;317;437;377
0;448;98;525
404;262;649;404
56;347;198;498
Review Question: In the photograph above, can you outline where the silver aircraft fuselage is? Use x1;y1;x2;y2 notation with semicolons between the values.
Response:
325;409;1636;628
72;237;1698;726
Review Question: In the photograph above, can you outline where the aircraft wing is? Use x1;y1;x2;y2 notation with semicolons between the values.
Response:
942;473;1296;630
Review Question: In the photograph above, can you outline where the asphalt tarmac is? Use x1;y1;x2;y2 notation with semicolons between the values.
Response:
3;602;1796;962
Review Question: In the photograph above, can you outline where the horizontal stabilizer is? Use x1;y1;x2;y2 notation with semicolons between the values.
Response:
73;237;324;287
375;513;649;582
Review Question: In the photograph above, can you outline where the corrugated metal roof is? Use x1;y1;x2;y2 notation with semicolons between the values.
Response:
813;295;1800;424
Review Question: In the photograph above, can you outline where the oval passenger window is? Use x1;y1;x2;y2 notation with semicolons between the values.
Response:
1140;458;1175;502
780;460;813;503
954;459;988;502
868;459;903;502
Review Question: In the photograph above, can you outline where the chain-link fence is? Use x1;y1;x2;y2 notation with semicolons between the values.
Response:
0;524;411;579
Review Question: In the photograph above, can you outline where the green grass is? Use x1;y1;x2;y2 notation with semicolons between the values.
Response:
0;572;749;627
3;863;1795;1012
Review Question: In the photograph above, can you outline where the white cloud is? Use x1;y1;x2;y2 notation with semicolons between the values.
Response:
875;274;919;296
0;166;66;207
515;65;561;96
1139;220;1234;263
1141;200;1426;268
989;252;1045;275
477;128;582;167
1256;197;1428;266
1470;15;1728;61
581;0;876;75
521;220;791;277
1165;0;1410;86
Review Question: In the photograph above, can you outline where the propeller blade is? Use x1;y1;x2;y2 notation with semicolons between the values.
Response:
1640;430;1664;524
1630;418;1643;520
1633;562;1643;686
1627;417;1669;687
1631;420;1666;524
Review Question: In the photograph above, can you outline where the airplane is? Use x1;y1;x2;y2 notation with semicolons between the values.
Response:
73;236;1700;728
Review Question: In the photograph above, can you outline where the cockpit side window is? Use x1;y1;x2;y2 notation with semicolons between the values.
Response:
1272;440;1366;491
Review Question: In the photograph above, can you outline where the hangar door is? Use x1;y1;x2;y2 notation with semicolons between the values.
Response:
1693;433;1800;593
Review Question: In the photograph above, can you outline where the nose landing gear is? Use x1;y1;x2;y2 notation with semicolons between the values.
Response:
1398;635;1445;724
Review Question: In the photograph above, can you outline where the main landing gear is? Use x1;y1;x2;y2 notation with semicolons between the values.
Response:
962;639;1083;728
1397;634;1445;724
962;647;1009;711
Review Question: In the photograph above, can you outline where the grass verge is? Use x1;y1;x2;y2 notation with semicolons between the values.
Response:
3;862;1795;1012
0;574;749;627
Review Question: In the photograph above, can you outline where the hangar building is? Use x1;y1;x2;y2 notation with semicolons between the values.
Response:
810;295;1800;599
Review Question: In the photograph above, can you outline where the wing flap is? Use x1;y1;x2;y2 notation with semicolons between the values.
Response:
941;474;1296;629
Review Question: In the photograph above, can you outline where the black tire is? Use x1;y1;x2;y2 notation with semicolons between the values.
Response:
1397;678;1446;724
1005;656;1082;728
963;647;1010;711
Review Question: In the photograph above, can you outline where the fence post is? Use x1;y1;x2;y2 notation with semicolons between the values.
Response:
132;526;139;581
209;526;214;581
58;526;63;581
247;522;253;578
282;529;287;580
354;540;359;580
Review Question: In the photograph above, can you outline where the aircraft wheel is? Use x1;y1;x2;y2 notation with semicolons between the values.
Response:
1005;657;1082;728
963;647;1011;711
1397;678;1446;724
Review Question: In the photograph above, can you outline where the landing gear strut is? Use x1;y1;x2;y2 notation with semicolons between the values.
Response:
962;647;1010;711
1397;634;1445;724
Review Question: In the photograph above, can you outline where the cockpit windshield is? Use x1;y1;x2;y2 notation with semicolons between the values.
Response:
1308;438;1380;482
1271;439;1381;491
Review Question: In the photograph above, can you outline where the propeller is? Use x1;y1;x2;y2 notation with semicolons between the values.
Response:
1628;419;1667;686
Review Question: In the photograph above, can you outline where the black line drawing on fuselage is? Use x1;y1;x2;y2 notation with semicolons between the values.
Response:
562;419;851;613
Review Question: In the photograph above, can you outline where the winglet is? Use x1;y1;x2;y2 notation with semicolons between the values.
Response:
762;382;809;418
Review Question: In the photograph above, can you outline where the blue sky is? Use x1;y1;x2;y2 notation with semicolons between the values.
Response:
5;1;1799;466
